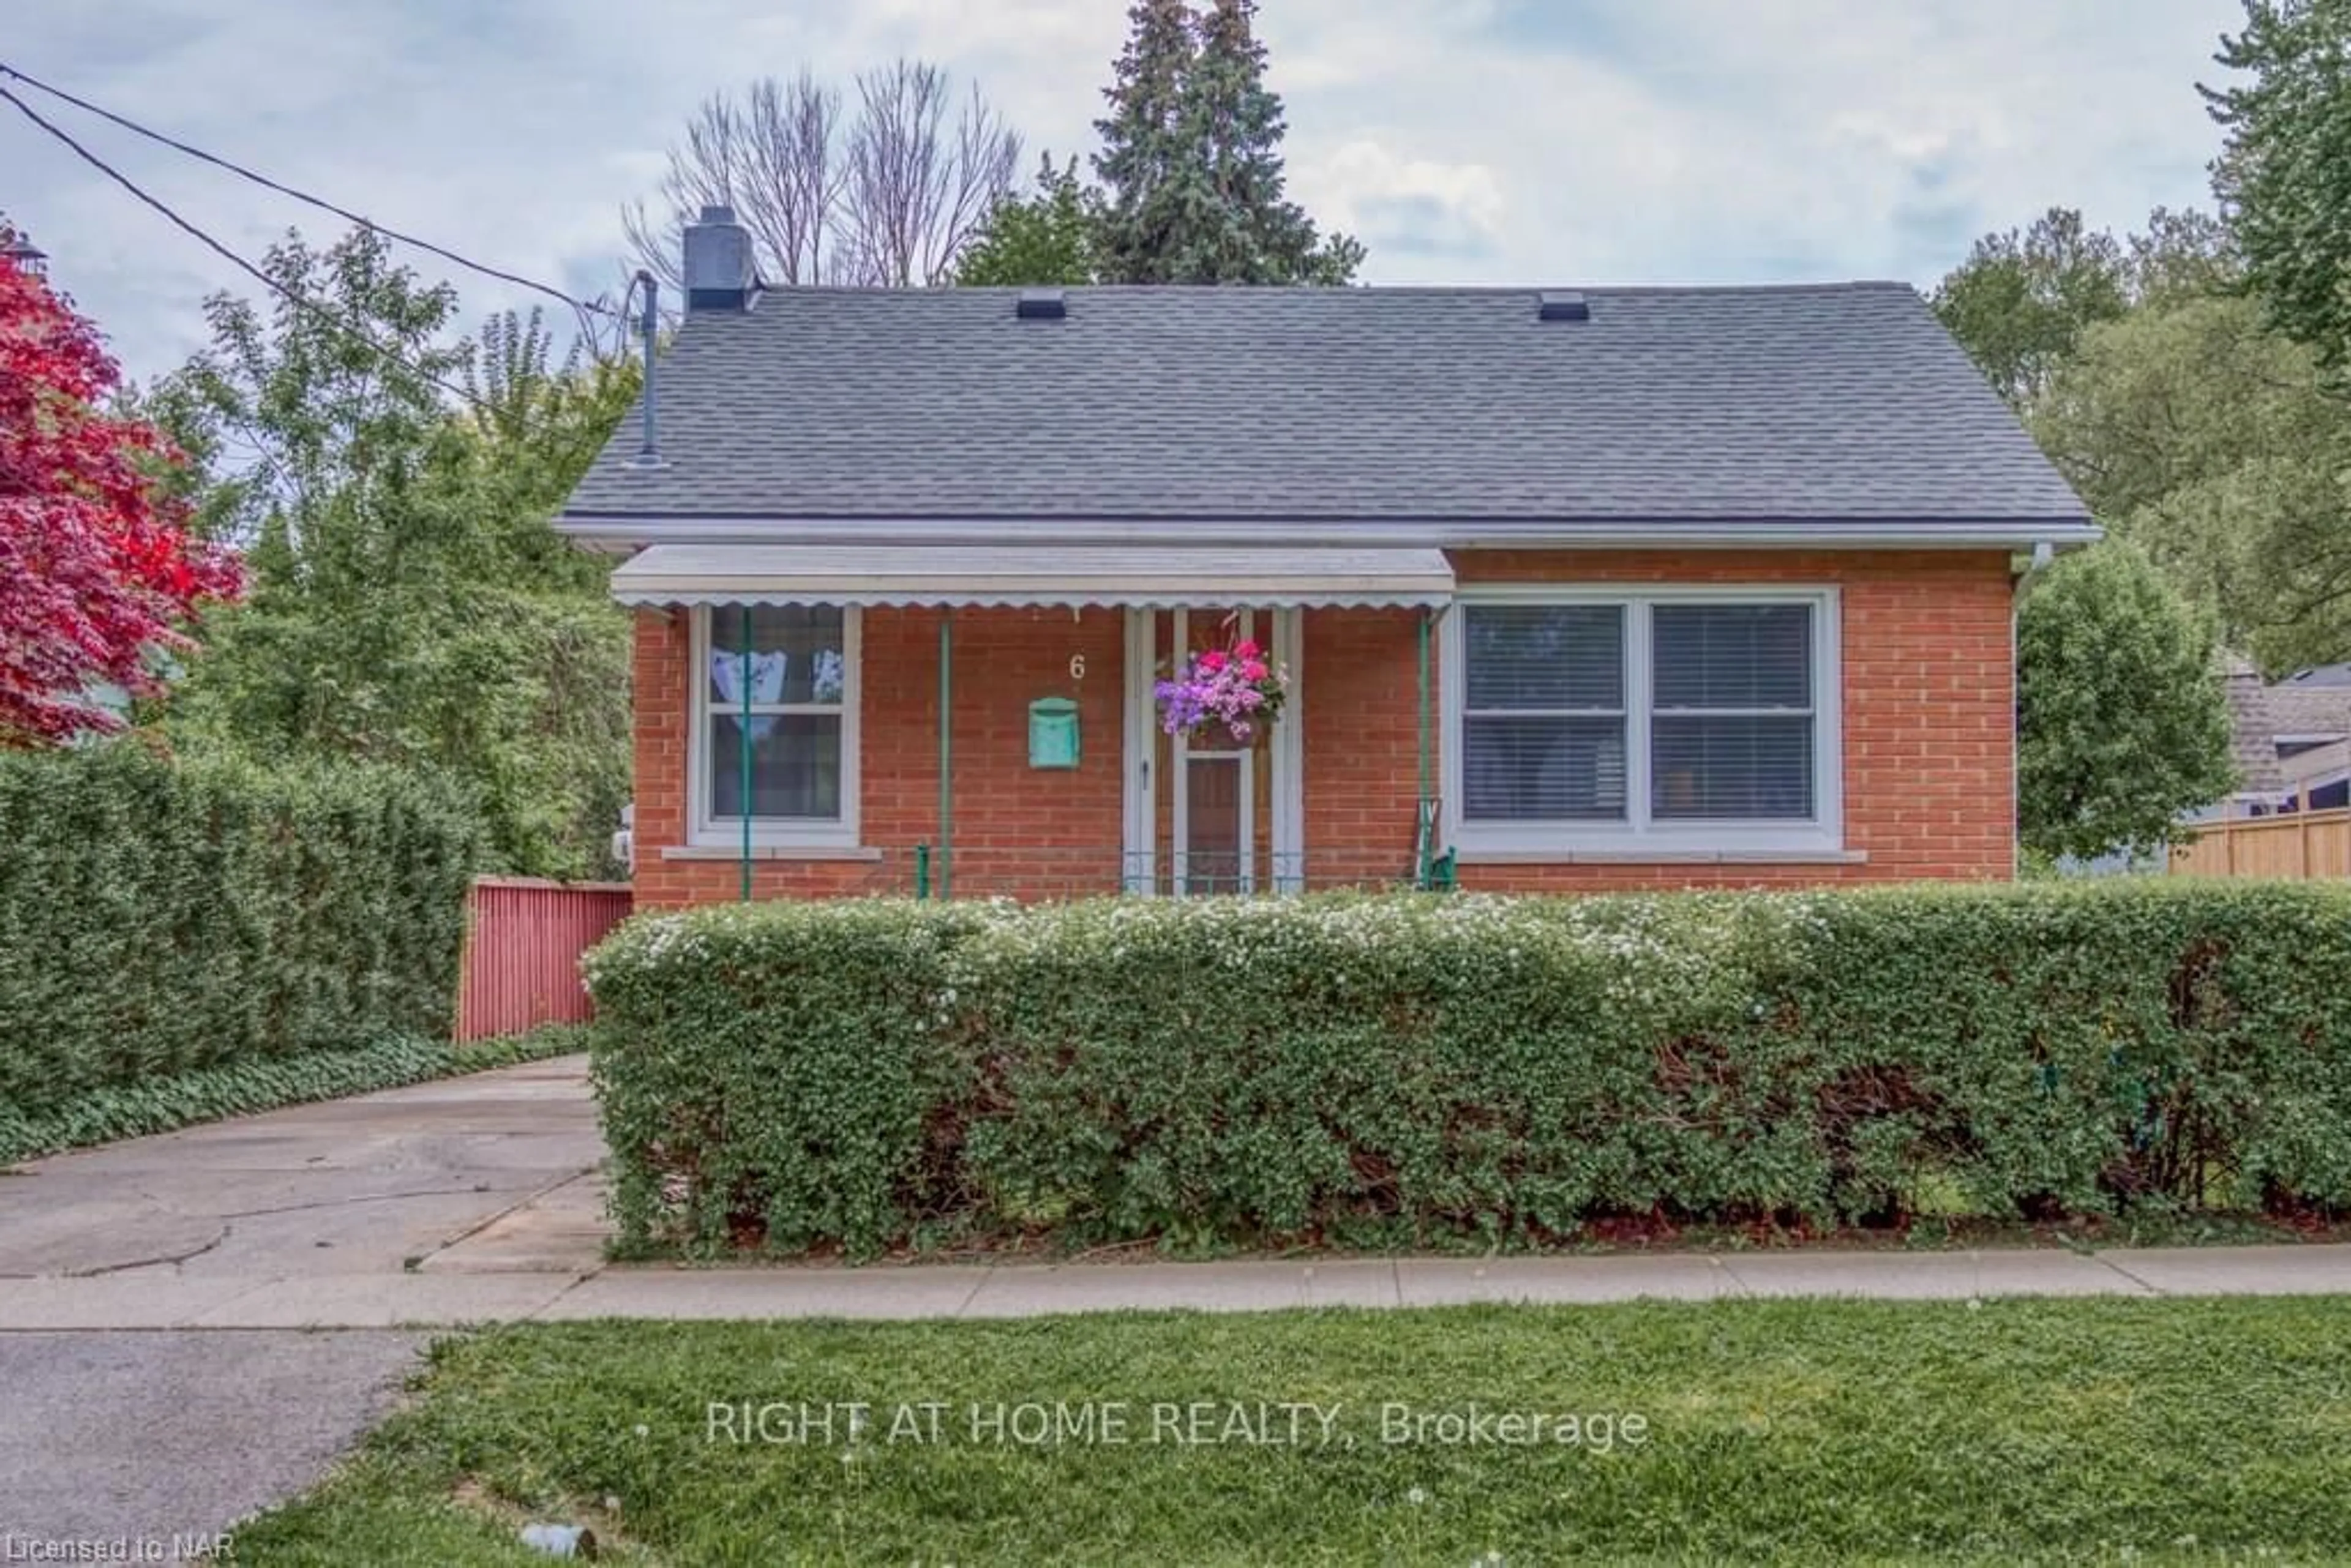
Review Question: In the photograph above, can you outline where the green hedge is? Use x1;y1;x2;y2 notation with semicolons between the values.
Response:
584;883;2351;1256
0;745;485;1112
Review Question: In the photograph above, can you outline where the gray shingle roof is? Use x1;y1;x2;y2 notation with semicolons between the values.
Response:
2265;684;2351;741
562;283;2089;528
2213;657;2351;798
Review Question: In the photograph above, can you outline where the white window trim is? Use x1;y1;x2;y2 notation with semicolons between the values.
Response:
687;604;862;849
1442;584;1843;858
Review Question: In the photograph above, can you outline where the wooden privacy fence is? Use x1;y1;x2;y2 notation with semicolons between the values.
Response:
2170;808;2351;880
455;876;634;1042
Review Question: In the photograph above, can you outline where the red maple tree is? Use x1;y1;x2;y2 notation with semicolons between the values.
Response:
0;255;241;745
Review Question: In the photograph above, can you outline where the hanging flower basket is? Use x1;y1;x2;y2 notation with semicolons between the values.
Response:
1155;637;1289;747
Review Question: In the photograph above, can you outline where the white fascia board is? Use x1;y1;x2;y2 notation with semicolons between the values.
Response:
559;514;2106;554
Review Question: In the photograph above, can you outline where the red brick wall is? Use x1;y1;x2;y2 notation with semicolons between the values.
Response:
1300;606;1430;885
631;549;2017;906
631;606;1127;907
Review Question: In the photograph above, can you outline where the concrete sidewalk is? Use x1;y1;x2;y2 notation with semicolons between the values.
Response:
9;1239;2351;1329
6;1054;2351;1328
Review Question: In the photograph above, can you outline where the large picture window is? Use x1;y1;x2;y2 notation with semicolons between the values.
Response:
1448;590;1839;855
692;605;859;846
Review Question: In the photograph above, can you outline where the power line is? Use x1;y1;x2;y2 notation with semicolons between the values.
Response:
0;58;621;320
0;81;487;411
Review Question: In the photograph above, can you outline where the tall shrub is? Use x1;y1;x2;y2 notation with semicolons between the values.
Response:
585;899;987;1255
2017;541;2235;861
0;744;484;1112
587;885;2351;1257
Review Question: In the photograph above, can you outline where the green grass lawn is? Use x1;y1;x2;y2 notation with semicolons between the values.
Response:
236;1298;2351;1566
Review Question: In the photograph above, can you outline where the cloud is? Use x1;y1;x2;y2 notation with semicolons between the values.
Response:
2;0;2240;383
1310;141;1506;259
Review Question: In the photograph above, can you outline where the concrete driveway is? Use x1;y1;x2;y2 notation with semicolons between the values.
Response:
0;1054;608;1325
0;1054;604;1551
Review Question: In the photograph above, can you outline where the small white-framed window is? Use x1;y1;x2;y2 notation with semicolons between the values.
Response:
689;604;860;847
1444;587;1842;856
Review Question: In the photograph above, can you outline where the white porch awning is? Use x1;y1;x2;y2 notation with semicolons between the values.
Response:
609;543;1455;609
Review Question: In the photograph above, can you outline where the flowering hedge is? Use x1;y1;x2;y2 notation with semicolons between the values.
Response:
585;883;2351;1256
0;745;484;1115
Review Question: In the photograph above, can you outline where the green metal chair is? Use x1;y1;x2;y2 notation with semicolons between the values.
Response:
1409;797;1457;891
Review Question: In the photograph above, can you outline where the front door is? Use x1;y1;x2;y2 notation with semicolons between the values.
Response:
1124;607;1302;894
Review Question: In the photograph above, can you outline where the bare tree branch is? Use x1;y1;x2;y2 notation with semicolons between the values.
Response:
744;72;845;284
939;81;1025;282
627;62;1019;290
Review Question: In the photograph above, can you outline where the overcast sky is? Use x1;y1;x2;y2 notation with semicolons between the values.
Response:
6;0;2244;386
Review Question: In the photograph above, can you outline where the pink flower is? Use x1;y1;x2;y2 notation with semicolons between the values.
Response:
1233;639;1261;660
1199;650;1228;673
1241;659;1268;681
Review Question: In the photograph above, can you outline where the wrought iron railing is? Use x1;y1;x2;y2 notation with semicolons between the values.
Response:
703;801;1454;903
900;834;1454;902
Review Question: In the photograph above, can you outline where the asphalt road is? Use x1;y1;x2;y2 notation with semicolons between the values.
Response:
0;1329;422;1553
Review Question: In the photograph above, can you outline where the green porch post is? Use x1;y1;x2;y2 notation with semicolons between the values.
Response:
1416;610;1433;885
937;611;953;900
1417;610;1431;809
739;604;754;902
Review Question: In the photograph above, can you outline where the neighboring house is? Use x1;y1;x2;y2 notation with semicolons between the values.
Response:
2203;658;2351;820
558;206;2097;909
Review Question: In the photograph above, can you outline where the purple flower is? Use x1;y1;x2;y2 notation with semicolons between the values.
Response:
1155;642;1289;743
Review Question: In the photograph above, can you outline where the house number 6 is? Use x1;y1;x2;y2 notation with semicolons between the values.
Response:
1069;654;1086;680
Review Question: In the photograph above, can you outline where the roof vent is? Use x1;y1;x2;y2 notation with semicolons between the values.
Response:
1537;290;1590;323
1016;288;1067;321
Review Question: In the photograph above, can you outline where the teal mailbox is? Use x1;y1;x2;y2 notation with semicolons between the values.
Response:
1028;697;1080;769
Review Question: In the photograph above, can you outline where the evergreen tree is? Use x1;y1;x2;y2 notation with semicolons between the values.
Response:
2204;0;2351;375
1092;0;1363;285
1093;0;1199;284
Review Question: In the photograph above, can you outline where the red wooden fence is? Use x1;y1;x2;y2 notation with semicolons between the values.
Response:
454;876;635;1042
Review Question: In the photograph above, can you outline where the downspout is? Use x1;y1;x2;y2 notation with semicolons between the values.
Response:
2014;541;2057;880
938;611;953;900
1417;610;1432;809
1417;609;1433;886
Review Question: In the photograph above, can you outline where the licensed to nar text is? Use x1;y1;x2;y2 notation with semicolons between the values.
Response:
2;1537;233;1564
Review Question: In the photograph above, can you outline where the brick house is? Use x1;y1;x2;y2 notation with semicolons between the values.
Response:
560;208;2095;909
